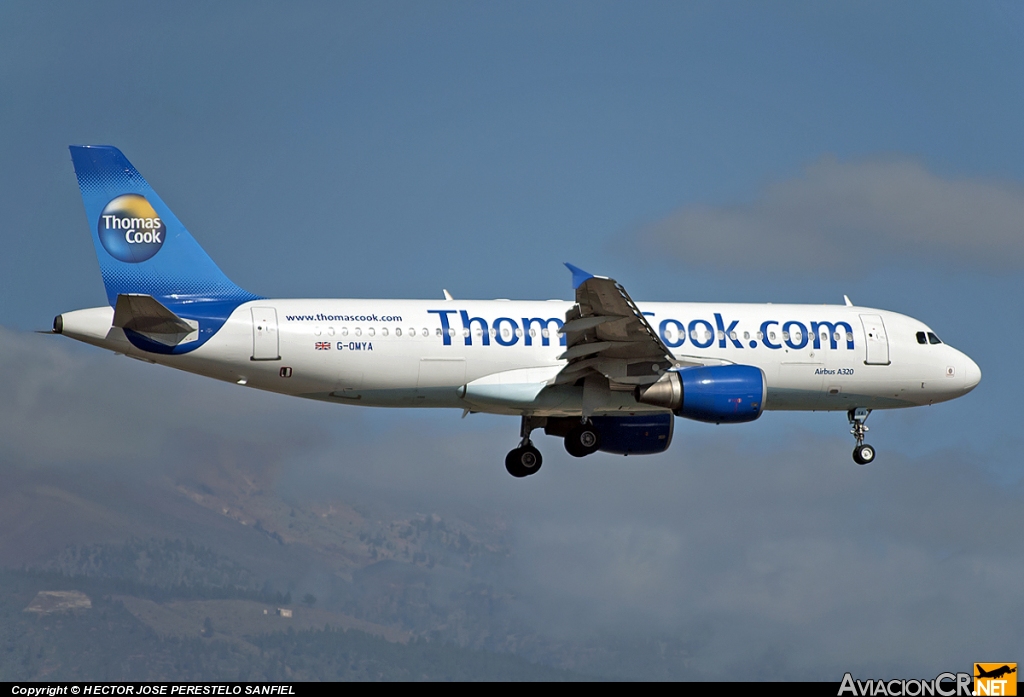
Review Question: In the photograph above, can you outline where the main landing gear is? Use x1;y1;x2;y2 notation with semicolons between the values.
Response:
848;408;875;465
564;419;601;458
505;444;542;478
505;415;544;478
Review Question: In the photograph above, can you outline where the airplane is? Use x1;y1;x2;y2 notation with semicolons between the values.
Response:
53;146;982;477
975;665;1016;680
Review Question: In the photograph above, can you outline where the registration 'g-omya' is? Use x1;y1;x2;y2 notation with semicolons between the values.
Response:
54;146;981;477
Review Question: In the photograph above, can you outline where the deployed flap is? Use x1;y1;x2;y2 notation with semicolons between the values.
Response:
112;293;197;345
555;264;713;389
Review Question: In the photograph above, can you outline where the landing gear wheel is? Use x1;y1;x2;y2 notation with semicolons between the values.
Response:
847;408;874;466
852;444;875;465
564;422;601;458
505;443;543;478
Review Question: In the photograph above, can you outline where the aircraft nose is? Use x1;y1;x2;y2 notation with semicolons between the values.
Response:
963;356;982;393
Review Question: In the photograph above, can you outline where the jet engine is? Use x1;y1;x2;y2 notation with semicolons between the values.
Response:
545;413;674;455
635;365;765;424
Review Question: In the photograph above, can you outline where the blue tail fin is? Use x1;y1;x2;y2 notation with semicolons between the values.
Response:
69;145;259;308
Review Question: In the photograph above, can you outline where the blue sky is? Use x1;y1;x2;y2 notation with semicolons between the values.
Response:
1;1;1022;677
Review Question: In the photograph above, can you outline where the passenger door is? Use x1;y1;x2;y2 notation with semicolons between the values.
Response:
859;314;890;365
251;307;280;361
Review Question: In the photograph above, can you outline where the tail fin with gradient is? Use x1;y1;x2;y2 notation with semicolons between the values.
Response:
69;146;260;353
69;145;259;308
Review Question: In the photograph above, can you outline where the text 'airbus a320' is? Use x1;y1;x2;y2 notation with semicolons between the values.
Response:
54;146;981;477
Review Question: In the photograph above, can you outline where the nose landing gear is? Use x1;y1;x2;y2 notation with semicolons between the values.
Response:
848;408;875;465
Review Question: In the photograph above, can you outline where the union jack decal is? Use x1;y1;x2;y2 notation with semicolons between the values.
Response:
315;342;331;350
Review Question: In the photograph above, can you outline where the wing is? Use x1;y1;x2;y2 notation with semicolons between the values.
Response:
554;264;727;390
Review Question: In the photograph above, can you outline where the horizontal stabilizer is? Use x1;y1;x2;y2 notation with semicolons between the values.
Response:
112;294;197;345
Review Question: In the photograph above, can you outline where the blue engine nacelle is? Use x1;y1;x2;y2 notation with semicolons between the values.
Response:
590;413;674;455
635;365;765;424
544;413;675;455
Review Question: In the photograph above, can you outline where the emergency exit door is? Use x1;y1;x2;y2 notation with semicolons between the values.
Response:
859;314;890;365
251;307;280;361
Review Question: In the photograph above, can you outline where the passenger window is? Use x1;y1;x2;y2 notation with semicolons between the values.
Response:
928;332;942;345
314;326;322;336
341;327;348;336
367;328;375;337
743;331;750;340
381;328;388;336
395;328;402;337
916;331;927;344
422;328;429;337
354;327;362;337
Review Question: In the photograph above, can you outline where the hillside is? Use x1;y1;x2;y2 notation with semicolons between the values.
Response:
0;455;695;680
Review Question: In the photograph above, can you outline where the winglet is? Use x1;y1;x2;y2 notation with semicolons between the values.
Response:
564;263;594;289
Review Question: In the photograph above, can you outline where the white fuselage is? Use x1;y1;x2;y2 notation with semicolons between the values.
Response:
58;298;981;418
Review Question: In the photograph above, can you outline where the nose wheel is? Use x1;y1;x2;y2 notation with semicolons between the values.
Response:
848;408;875;465
852;443;875;465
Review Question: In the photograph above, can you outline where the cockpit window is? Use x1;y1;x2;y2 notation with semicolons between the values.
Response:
916;331;927;345
927;332;942;345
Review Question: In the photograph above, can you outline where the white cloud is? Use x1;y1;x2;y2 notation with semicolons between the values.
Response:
636;157;1024;272
0;327;325;471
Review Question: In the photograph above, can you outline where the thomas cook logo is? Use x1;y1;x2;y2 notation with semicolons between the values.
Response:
975;664;1017;696
97;194;166;263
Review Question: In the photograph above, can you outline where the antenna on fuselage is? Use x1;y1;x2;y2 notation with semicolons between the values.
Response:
843;295;853;307
443;289;454;301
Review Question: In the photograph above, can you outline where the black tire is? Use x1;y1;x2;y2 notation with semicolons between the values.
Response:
564;423;601;458
505;445;543;477
852;444;875;465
